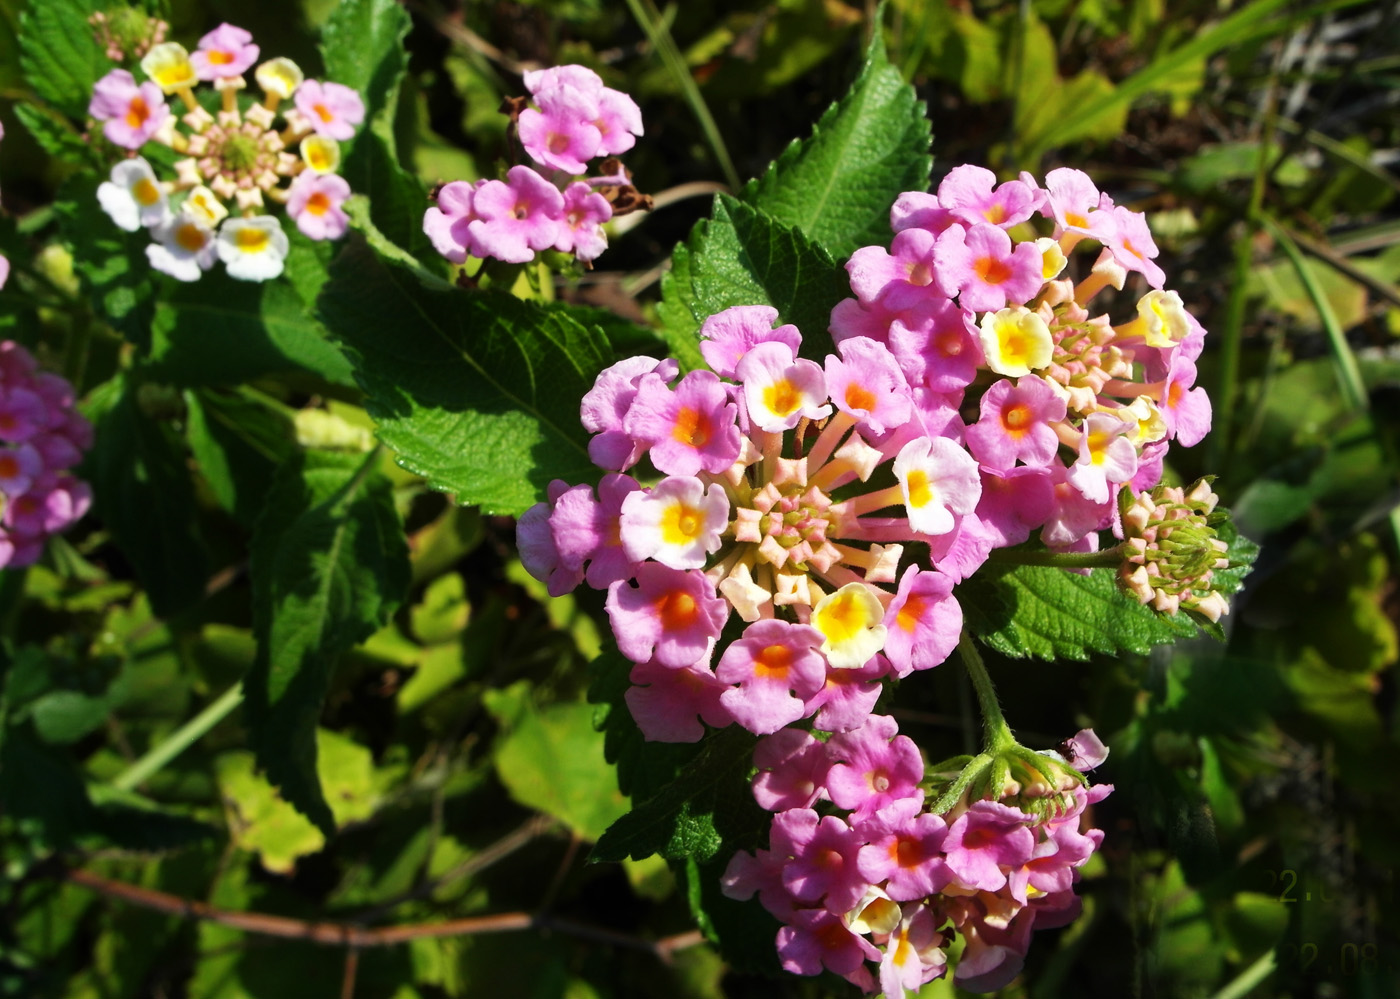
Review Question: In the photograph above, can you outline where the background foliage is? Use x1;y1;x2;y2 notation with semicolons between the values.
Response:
0;0;1398;996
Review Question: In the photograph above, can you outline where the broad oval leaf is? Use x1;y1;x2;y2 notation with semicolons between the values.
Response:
317;241;612;516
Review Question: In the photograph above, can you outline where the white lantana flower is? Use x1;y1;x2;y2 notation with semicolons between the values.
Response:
147;211;217;282
96;157;169;232
216;216;289;281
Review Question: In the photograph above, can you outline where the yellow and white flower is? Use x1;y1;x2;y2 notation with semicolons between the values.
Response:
96;157;169;232
146;211;217;282
216;216;289;281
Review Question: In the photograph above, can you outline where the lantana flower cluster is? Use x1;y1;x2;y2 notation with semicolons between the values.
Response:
424;65;645;266
723;723;1110;993
0;342;92;569
519;165;1224;991
89;23;364;282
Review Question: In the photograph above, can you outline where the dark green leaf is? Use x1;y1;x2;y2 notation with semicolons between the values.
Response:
185;389;296;528
84;374;209;618
342;130;439;269
684;856;783;976
246;449;409;833
741;27;931;258
588;649;703;800
147;269;355;388
591;725;758;864
657;194;850;368
318;240;612;516
18;0;107;118
56;177;156;350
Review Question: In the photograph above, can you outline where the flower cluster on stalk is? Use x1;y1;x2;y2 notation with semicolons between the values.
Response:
519;165;1233;991
424;65;648;266
0;343;92;569
89;23;364;282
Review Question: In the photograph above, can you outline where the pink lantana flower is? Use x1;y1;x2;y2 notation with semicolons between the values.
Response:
845;227;939;311
964;375;1066;470
751;729;828;811
518;86;603;174
89;69;170;149
698;304;802;379
553;181;611;261
937;164;1038;229
771;808;869;913
715;618;828;735
856;797;951;901
735;341;830;433
622;368;741;477
934;223;1043;312
294;79;365;141
942;801;1037;892
286;170;351;241
579;355;678;471
882;566;961;677
624;660;732;742
190;23;259;79
892;435;981;537
618;474;729;570
1099;205;1166;289
605;562;727;668
467;166;564;264
422;180;483;263
823;336;912;436
824;714;924;819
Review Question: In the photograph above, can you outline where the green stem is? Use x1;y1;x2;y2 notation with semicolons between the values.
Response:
1261;214;1368;412
111;682;244;791
623;0;741;191
985;544;1125;570
957;632;1014;753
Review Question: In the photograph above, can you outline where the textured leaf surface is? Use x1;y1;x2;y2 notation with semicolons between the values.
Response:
19;0;107;117
320;0;410;125
657;195;850;367
591;725;758;864
964;518;1258;660
741;28;931;257
246;449;409;834
321;0;437;268
85;374;209;618
149;268;355;388
318;241;611;516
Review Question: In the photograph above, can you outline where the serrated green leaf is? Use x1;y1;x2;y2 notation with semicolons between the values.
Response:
741;27;931;258
245;449;409;834
18;0;107;118
12;102;97;167
147;267;355;387
657;194;851;368
590;725;758;864
320;0;437;268
965;563;1198;661
317;240;612;516
965;518;1257;660
84;373;209;618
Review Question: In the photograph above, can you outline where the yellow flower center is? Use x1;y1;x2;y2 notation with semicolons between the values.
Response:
659;502;704;546
132;177;161;206
763;378;801;418
175;223;207;252
235;226;270;253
